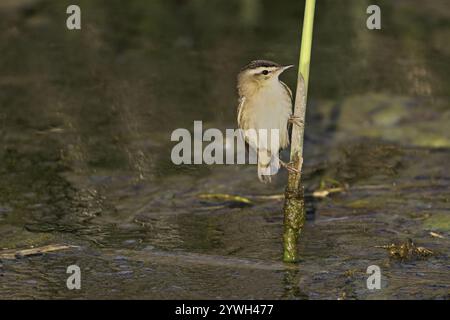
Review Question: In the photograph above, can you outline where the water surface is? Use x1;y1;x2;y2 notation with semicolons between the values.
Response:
0;0;449;299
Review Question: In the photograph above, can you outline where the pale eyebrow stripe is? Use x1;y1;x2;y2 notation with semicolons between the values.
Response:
251;67;277;74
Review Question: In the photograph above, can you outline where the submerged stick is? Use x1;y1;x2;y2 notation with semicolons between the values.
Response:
0;244;78;260
283;0;316;263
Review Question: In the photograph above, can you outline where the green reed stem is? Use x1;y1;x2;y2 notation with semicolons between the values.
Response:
283;0;316;263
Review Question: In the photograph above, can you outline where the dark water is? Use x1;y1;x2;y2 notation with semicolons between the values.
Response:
0;0;449;299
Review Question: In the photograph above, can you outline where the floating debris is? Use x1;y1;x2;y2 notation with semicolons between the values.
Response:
36;127;65;134
197;193;253;207
319;177;342;189
0;244;78;260
375;239;433;260
250;194;284;201
337;292;347;300
429;231;445;239
343;269;359;277
312;178;346;198
312;187;344;198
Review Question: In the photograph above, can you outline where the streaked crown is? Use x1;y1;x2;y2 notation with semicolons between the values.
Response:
241;60;281;71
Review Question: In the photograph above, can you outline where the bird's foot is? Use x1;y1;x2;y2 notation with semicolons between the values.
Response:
279;159;301;174
288;116;304;127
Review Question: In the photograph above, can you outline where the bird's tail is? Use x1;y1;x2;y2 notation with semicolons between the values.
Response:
257;149;280;183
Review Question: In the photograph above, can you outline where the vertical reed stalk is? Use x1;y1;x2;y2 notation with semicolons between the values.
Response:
283;0;316;263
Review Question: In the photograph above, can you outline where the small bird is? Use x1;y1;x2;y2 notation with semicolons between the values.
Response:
237;59;299;183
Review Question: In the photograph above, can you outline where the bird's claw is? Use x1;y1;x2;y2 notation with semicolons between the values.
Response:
288;116;304;128
279;160;301;174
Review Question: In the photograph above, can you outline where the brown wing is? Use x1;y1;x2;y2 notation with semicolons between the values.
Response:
236;96;251;152
237;96;246;128
280;81;293;146
280;81;293;102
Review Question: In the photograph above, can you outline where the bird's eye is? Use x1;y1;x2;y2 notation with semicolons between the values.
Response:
262;70;269;75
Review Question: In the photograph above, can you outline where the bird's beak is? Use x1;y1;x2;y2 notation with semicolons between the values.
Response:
282;65;294;71
277;65;294;74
